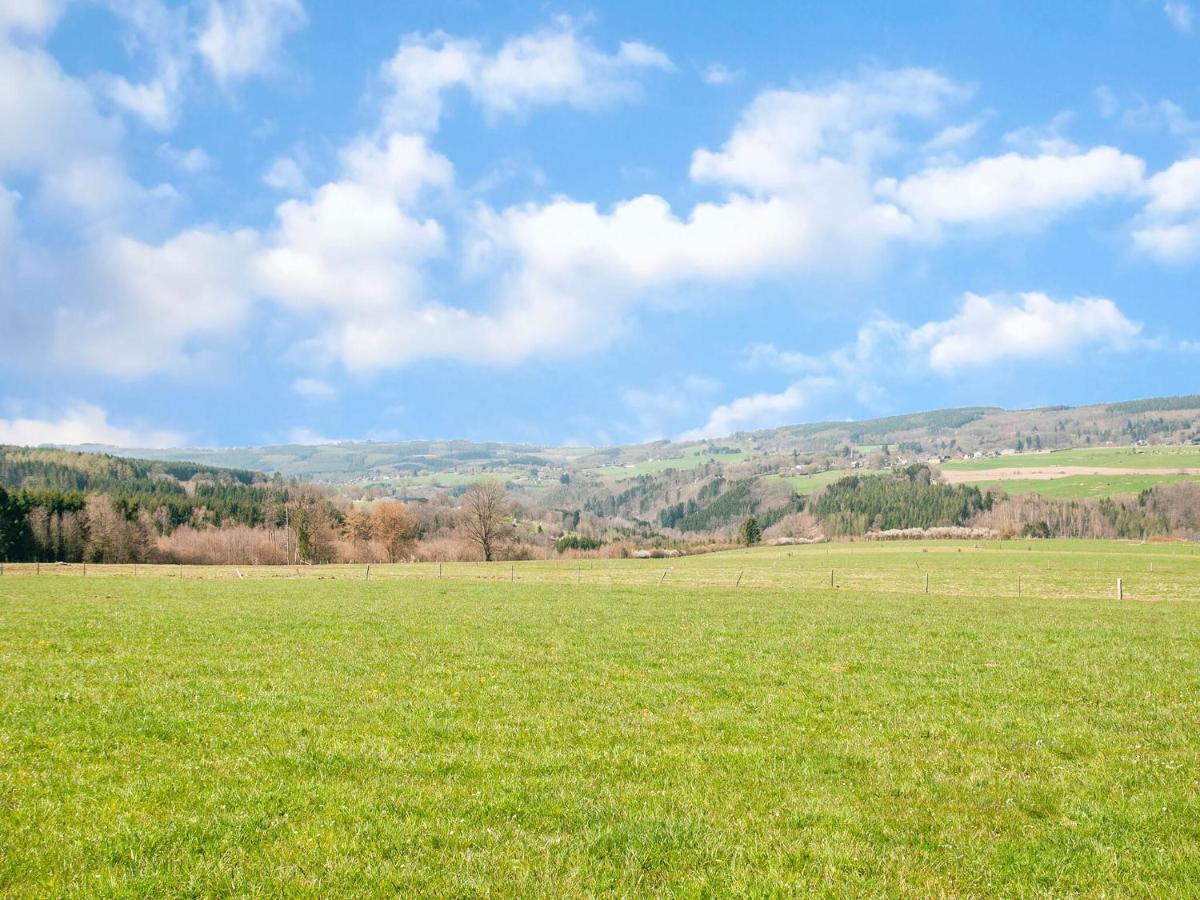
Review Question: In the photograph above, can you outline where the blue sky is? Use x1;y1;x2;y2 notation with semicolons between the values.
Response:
1;0;1198;448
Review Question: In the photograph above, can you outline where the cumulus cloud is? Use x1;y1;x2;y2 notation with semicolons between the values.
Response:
381;16;672;131
52;228;261;377
0;0;66;37
262;154;307;192
197;0;307;83
1132;158;1200;262
690;68;963;194
0;42;123;173
686;292;1141;439
680;377;835;440
0;403;182;447
908;292;1141;372
878;147;1145;229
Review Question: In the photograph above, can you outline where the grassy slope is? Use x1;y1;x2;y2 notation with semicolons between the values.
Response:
941;445;1200;472
585;447;751;482
767;468;886;496
3;542;1200;895
969;472;1200;499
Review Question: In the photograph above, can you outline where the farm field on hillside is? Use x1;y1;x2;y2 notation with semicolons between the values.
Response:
966;472;1200;499
2;544;1199;895
941;445;1200;472
767;467;887;495
585;446;751;481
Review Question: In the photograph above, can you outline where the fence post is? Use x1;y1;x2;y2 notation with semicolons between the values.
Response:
83;561;86;577
365;565;370;581
829;569;834;588
735;570;743;588
924;573;929;594
659;569;668;586
1017;575;1021;598
1117;578;1124;601
511;564;515;583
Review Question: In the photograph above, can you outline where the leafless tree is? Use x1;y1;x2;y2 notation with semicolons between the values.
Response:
460;480;508;562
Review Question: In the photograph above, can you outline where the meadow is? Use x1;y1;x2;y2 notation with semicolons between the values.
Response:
769;468;887;496
967;472;1200;499
585;446;751;481
940;445;1200;472
3;540;1200;895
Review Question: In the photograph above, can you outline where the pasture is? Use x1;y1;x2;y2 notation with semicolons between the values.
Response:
3;541;1200;895
940;445;1200;472
967;472;1200;499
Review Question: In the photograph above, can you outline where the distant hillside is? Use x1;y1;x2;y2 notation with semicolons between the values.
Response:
0;445;280;531
74;394;1200;488
5;395;1200;560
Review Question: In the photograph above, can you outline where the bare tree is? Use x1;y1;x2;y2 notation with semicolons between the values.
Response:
460;480;508;562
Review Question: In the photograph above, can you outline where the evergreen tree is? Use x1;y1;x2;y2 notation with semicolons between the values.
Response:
740;516;762;546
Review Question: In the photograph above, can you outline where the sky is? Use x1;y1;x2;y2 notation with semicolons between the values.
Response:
0;0;1198;449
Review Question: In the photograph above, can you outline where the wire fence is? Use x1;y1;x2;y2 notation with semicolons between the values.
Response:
2;547;1198;603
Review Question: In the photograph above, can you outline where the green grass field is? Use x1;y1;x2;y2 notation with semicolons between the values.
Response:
969;472;1200;499
941;445;1200;472
3;541;1200;894
768;468;886;496
586;446;751;481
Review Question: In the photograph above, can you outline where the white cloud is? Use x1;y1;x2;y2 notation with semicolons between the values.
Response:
623;376;719;439
0;186;18;255
680;377;834;440
197;0;307;83
684;292;1141;438
338;133;454;205
158;144;212;174
878;147;1144;229
690;68;963;194
286;427;344;445
1140;157;1200;218
382;17;672;132
255;134;454;371
52;228;261;377
702;63;736;85
1132;220;1200;262
292;377;335;400
922;119;984;154
94;0;193;131
908;292;1140;373
0;43;123;173
0;0;66;37
262;154;307;192
1002;111;1077;155
0;403;181;447
1165;1;1194;33
1132;157;1200;262
743;343;825;373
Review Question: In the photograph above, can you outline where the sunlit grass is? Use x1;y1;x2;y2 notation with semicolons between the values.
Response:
941;445;1200;471
967;472;1200;498
2;540;1200;894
